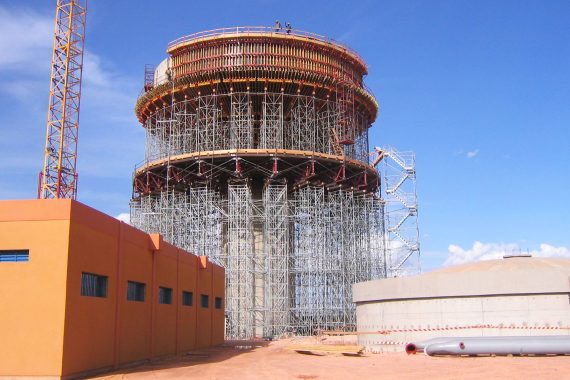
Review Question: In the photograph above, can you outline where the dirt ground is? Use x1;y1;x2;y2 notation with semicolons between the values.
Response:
95;337;570;380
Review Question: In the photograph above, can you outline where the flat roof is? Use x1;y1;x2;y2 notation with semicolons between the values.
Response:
353;257;570;303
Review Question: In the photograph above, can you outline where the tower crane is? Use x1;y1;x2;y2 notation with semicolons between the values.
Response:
38;0;87;199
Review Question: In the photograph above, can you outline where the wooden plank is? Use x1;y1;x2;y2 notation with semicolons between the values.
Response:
285;344;364;356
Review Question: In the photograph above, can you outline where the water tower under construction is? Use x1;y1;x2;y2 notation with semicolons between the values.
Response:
130;27;418;339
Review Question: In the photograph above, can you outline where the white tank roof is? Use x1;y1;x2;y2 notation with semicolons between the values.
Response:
154;58;170;87
353;257;570;303
429;256;570;274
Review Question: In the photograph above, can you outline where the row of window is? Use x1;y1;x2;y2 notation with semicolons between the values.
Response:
81;272;222;309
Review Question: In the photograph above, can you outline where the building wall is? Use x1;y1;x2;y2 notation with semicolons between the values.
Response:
212;264;226;345
62;204;121;375
196;256;214;348
117;226;154;365
0;200;72;378
177;251;199;353
0;199;225;379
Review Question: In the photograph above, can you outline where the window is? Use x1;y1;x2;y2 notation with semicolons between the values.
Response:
159;287;172;304
182;291;193;306
127;281;146;302
215;297;223;309
200;294;209;308
81;272;107;298
0;249;29;262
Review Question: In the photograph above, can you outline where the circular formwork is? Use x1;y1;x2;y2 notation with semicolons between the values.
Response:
136;27;377;124
133;27;380;196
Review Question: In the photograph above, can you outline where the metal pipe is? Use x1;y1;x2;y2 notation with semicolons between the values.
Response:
420;336;570;356
406;337;460;355
408;336;570;355
408;336;538;354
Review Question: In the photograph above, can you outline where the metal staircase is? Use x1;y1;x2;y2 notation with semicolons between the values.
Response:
373;146;420;277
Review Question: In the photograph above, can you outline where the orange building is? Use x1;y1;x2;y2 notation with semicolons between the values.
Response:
0;199;225;379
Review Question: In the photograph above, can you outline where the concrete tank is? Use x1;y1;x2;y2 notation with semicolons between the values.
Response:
352;256;570;352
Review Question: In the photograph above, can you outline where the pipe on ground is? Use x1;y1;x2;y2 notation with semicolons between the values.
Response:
415;336;570;356
406;338;458;354
406;336;536;354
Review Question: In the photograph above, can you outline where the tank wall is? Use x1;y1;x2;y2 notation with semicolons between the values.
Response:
356;294;570;352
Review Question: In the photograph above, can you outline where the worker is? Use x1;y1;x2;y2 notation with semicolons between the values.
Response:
285;22;292;34
274;20;282;32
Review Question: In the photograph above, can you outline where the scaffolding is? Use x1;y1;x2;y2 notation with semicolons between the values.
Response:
230;93;253;149
225;182;256;338
129;187;224;262
260;92;284;149
141;92;369;165
130;27;417;340
263;182;290;337
130;181;385;338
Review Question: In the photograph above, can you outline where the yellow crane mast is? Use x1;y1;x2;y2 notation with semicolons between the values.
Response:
38;0;87;199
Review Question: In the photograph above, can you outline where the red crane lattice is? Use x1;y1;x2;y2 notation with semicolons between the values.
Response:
39;0;87;199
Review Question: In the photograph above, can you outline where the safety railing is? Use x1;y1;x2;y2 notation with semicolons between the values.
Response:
167;26;364;63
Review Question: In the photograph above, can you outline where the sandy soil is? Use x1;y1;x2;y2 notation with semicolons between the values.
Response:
94;338;570;380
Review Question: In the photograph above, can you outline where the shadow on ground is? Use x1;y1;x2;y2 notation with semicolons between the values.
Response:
93;340;270;378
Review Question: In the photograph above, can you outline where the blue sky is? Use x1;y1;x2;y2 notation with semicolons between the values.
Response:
0;0;568;270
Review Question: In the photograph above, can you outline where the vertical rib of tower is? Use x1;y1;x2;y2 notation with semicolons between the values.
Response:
130;27;384;339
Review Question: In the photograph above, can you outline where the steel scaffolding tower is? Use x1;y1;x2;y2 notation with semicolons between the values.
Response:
225;182;256;338
130;27;396;339
263;183;290;337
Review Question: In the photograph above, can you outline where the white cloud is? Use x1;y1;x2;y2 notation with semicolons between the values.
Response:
83;51;113;87
445;241;570;266
0;3;140;168
0;4;137;114
0;4;142;221
116;213;130;224
0;6;113;86
466;149;479;158
0;6;52;71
